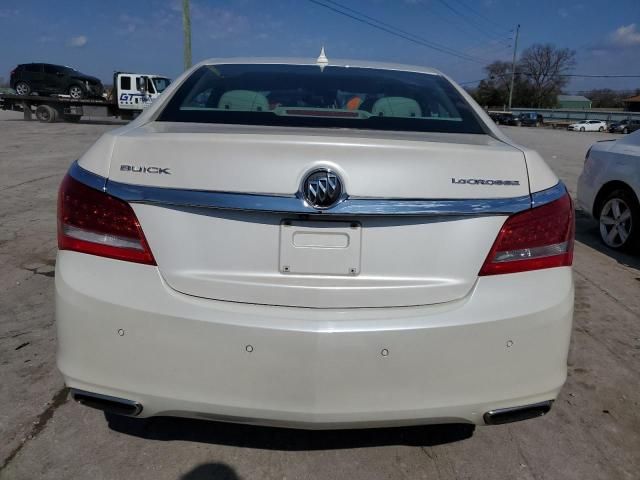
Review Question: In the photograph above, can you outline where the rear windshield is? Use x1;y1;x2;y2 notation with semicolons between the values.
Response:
157;64;487;134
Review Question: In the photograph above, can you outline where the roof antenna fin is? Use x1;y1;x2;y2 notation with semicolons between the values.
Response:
316;46;329;71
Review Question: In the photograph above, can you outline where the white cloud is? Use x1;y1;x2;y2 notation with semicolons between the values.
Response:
68;35;88;48
609;23;640;47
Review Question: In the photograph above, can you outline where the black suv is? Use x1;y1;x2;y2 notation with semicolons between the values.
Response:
489;112;519;126
608;119;640;134
517;112;544;127
10;63;104;99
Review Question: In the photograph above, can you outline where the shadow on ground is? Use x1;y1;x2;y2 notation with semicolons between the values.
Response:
181;463;239;480
105;413;475;451
575;209;640;271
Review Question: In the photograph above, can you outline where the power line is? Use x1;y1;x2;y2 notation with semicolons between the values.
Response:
306;0;489;64
315;0;488;63
435;0;512;46
456;0;513;34
417;0;513;47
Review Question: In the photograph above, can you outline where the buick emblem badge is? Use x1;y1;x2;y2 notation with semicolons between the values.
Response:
302;168;343;209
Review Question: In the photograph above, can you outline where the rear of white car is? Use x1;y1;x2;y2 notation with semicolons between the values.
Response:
56;59;574;428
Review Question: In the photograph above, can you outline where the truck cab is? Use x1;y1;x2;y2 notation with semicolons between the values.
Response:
114;73;171;112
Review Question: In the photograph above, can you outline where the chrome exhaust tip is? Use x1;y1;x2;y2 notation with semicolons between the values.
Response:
71;388;142;416
484;400;553;425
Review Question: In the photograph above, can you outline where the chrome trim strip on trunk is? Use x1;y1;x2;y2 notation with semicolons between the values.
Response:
68;161;567;217
531;181;568;207
69;161;107;191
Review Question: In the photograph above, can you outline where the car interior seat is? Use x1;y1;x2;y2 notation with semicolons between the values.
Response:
371;97;422;118
218;90;270;112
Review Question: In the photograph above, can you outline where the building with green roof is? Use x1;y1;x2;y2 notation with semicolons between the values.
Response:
556;95;592;109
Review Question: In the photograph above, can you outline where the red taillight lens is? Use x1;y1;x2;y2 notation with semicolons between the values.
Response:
57;175;156;265
479;193;574;276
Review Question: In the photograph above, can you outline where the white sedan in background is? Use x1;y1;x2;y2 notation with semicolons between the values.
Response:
578;131;640;250
568;120;608;132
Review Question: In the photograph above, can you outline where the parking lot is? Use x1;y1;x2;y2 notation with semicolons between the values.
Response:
1;110;639;480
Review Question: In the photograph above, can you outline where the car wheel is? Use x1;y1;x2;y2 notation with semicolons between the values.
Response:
68;85;84;99
623;127;629;134
598;126;604;132
35;105;57;123
15;81;31;95
598;189;639;251
580;127;585;132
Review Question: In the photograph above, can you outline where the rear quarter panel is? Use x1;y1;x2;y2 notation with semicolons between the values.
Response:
581;139;640;214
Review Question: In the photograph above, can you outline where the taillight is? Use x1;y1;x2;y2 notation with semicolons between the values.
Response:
57;175;156;265
479;193;574;276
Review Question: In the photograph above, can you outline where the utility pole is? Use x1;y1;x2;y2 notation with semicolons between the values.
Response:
183;0;192;71
507;23;520;111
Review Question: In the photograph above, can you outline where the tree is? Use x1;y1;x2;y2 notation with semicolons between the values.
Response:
581;89;640;109
582;89;624;109
518;44;576;108
471;61;531;108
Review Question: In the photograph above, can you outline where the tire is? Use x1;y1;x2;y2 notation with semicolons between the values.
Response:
35;105;57;123
598;126;604;132
68;85;84;99
15;81;31;95
623;127;629;134
598;188;639;251
580;127;585;132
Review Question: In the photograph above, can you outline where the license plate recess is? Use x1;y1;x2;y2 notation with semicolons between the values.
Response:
279;220;361;276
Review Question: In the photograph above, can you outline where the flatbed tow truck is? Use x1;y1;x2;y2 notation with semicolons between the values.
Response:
0;72;171;123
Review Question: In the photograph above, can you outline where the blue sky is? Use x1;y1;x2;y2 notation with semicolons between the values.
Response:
1;0;639;91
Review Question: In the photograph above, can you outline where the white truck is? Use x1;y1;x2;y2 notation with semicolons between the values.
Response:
0;72;171;123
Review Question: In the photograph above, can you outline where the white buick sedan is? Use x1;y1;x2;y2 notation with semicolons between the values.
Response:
56;58;574;428
578;132;640;250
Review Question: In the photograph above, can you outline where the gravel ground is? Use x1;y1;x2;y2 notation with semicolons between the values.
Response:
0;112;639;480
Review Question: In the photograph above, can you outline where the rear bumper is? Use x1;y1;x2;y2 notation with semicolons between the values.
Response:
56;251;573;428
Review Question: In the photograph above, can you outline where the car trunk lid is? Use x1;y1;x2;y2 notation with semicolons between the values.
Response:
108;124;530;308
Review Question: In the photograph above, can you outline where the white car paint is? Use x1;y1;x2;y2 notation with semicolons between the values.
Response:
568;120;608;132
56;58;574;428
577;131;640;248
